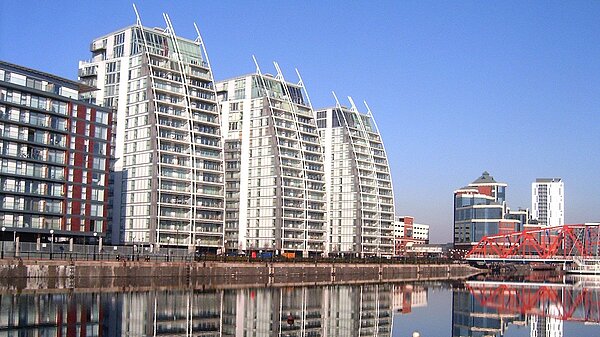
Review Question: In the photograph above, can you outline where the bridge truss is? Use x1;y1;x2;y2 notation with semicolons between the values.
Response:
466;224;600;262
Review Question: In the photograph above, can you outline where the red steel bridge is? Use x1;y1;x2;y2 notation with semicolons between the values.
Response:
465;223;600;263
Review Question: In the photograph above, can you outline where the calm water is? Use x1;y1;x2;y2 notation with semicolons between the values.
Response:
0;275;599;336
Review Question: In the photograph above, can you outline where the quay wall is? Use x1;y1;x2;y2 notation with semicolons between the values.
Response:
0;259;480;285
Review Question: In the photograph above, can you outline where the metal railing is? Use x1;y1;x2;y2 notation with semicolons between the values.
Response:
0;242;461;265
0;242;198;262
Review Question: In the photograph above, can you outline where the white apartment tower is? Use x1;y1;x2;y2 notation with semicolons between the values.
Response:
217;63;327;256
532;178;564;228
315;97;395;257
78;11;224;251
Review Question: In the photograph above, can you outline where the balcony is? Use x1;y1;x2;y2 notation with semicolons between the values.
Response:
78;67;97;77
90;40;107;51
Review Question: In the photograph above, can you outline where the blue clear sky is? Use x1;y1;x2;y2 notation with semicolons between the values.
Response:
1;1;599;243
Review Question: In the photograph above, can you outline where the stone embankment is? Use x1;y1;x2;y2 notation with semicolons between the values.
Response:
0;259;482;292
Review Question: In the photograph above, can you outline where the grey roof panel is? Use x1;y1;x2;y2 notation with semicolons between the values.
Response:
471;171;497;184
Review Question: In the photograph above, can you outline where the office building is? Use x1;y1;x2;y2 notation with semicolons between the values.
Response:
532;178;564;228
394;216;429;256
505;207;533;231
453;171;520;249
217;65;326;256
0;60;111;244
315;98;395;257
78;12;224;251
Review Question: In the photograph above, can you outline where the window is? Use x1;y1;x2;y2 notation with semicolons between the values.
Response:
94;126;108;139
90;204;104;217
92;157;106;170
93;143;106;155
95;110;109;124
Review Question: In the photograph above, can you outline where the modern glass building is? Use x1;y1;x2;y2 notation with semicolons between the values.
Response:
315;98;395;257
217;65;326;257
453;171;520;249
0;60;111;245
78;12;224;252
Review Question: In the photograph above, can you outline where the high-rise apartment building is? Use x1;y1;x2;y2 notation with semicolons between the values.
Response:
453;171;521;249
78;12;224;252
315;98;395;257
217;65;326;256
532;178;564;228
0;60;111;244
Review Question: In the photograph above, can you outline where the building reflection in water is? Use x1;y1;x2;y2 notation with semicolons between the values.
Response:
0;284;397;336
452;287;526;337
391;284;428;315
453;276;600;337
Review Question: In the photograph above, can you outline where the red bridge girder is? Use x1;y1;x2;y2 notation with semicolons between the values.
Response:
466;224;600;260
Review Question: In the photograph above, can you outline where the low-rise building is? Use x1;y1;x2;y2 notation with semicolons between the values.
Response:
394;216;429;256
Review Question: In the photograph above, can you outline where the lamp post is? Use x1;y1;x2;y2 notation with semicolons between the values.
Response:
1;226;5;259
49;229;54;260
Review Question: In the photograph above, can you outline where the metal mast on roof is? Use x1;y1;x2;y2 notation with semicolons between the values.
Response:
347;96;359;112
295;68;314;112
133;3;142;26
193;22;216;83
332;91;342;109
